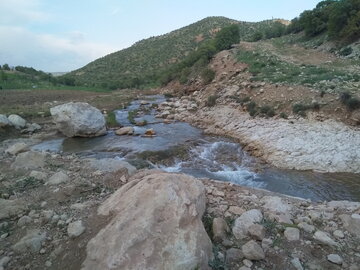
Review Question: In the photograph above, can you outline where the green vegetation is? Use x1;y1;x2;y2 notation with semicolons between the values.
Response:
260;105;275;117
237;50;360;90
62;17;290;90
106;111;119;128
127;110;138;124
206;95;219;107
292;102;321;116
287;0;360;44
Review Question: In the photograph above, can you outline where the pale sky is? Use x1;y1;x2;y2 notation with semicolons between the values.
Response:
0;0;321;72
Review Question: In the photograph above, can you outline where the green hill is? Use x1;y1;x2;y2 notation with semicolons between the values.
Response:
64;17;287;90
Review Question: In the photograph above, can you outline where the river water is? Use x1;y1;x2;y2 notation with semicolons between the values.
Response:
32;95;360;202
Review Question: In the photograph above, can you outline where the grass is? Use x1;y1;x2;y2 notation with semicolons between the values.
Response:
237;49;360;92
127;110;138;125
106;111;119;128
0;177;44;195
206;95;218;107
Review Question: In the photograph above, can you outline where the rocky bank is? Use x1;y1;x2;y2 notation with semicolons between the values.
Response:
156;94;360;173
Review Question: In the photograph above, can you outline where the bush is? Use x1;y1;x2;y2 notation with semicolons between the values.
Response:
292;103;311;114
339;47;353;56
206;95;218;107
260;105;275;117
346;98;360;111
201;68;215;84
340;92;351;103
279;112;288;119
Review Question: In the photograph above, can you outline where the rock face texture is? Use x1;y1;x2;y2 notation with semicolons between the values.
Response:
82;172;213;270
50;102;106;137
158;98;360;173
8;114;26;129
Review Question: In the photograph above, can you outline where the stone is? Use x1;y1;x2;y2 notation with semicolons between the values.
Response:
340;214;360;236
262;196;292;214
225;248;244;265
5;143;27;155
284;227;300;241
298;222;315;233
115;127;134;136
228;206;245;215
333;230;344;239
0;256;10;268
248;224;266;240
82;172;212;270
0;199;27;220
327;254;343;265
11;151;47;170
8;114;26;129
313;231;338;247
242;240;265;261
212;217;230;242
232;209;263;239
47;171;70;186
86;158;136;175
17;216;32;227
12;230;46;253
29;171;47;180
291;258;304;270
144;128;156;136
0;115;11;127
67;220;85;238
50;102;106;137
328;201;360;211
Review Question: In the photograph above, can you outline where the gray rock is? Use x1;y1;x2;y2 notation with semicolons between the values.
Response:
67;220;85;238
0;114;11;127
298;222;315;233
0;199;27;220
12;230;46;253
8;114;26;129
29;171;47;180
50;102;106;137
261;196;292;213
248;224;266;241
0;256;10;268
284;227;300;241
47;171;69;185
115;127;134;136
327;254;343;265
333;230;344;239
340;214;360;236
226;248;244;265
86;158;136;175
313;231;338;247
17;216;32;227
11;151;47;170
212;217;230;242
5;142;27;155
232;209;263;239
242;240;265;260
291;258;304;270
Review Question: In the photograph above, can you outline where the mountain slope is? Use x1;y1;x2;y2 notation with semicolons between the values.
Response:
65;17;286;89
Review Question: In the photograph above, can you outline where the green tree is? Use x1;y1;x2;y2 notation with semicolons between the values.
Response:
214;24;240;51
2;64;10;71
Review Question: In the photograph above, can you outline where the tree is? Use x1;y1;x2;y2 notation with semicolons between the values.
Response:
2;64;10;71
214;24;240;51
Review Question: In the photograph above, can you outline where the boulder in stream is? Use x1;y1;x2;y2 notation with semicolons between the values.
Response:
50;102;106;137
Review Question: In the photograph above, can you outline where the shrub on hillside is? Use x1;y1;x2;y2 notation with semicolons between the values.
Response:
201;68;215;84
206;95;218;107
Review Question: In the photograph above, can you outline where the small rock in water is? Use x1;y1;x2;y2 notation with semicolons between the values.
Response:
144;128;156;136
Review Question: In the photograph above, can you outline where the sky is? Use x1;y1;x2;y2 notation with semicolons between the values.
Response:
0;0;321;72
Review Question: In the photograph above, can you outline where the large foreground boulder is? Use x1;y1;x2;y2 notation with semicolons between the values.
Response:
50;102;106;137
82;172;213;270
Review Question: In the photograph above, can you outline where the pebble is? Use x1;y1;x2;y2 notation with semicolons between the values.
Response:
327;254;343;265
284;227;300;241
67;220;85;238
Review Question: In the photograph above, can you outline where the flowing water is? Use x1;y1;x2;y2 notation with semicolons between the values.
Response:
33;95;360;202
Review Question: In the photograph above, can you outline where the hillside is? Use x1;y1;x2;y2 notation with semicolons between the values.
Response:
64;17;287;89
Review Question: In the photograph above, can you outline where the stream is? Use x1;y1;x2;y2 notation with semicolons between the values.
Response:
33;95;360;202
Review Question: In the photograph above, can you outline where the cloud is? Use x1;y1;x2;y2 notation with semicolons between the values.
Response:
0;26;117;72
0;0;50;25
